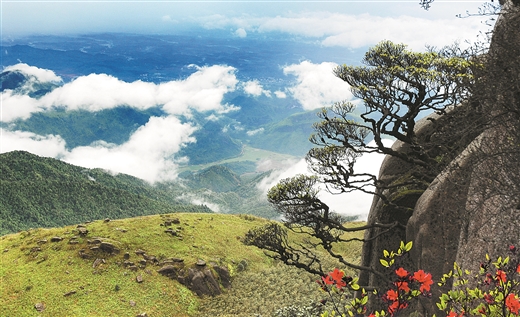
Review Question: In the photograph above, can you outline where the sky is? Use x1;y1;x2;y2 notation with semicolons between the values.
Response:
2;1;492;50
0;0;494;218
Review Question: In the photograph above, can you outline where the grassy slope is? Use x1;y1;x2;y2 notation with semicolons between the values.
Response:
0;213;365;317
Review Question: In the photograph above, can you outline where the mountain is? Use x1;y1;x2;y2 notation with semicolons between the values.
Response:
178;120;243;165
12;107;166;149
0;151;211;235
0;212;365;316
180;165;242;193
1;68;60;97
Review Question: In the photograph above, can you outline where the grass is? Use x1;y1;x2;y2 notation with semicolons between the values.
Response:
0;214;365;317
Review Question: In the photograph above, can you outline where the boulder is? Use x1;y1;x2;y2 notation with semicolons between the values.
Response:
157;265;178;278
186;267;221;297
99;242;120;254
50;236;63;242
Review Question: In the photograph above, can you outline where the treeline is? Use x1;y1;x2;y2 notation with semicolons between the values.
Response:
0;151;211;235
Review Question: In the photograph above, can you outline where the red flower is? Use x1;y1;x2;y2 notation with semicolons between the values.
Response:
322;268;347;289
394;281;410;292
388;300;408;316
447;311;464;317
395;267;409;278
506;294;520;315
496;270;507;283
478;306;487;316
330;268;344;282
321;275;334;285
413;270;433;292
517;264;520;274
367;314;375;317
386;289;398;301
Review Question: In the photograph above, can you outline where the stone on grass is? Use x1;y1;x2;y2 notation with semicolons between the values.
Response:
34;303;45;312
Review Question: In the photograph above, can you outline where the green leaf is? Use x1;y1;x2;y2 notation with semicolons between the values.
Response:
404;241;413;252
383;249;390;258
380;259;389;267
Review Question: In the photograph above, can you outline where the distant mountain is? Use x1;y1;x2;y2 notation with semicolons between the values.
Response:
181;165;242;193
1;69;60;97
12;106;165;149
178;120;243;165
0;151;211;235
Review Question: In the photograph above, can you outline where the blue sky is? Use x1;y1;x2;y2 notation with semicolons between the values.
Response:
2;1;491;50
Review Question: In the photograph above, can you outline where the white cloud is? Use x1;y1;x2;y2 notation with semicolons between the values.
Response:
319;14;485;51
242;80;271;97
274;90;286;99
235;28;247;38
3;63;62;83
1;64;239;122
1;91;43;121
0;116;196;183
40;74;157;111
283;61;351;110
159;65;239;115
256;139;393;219
246;127;264;136
0;129;67;158
63;116;196;183
197;11;489;51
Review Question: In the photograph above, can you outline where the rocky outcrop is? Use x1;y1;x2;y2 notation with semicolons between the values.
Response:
157;260;231;297
360;2;520;315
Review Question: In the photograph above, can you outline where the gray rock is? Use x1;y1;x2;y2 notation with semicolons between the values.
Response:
99;242;120;254
157;265;177;278
63;290;76;297
34;303;45;312
50;236;63;242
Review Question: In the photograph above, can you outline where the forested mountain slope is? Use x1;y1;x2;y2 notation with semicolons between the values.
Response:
0;151;211;235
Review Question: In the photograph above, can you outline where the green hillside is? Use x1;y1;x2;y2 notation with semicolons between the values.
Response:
0;151;210;235
248;111;320;156
178;120;243;165
0;213;365;316
12;107;165;149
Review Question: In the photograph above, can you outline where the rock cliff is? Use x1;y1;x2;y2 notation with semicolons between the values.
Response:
359;1;520;315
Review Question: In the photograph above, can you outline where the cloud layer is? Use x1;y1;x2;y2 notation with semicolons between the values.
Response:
2;64;239;122
198;11;489;51
283;61;351;110
1;64;242;183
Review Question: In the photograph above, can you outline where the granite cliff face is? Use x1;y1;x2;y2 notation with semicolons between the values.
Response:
360;1;520;315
